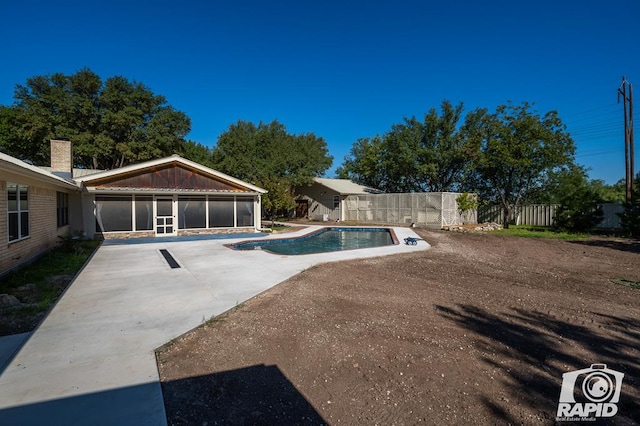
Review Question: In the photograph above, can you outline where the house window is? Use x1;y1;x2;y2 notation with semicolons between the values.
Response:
208;198;234;228
333;195;340;209
134;196;153;231
236;197;254;227
95;195;132;232
8;183;29;242
57;192;69;227
178;196;206;229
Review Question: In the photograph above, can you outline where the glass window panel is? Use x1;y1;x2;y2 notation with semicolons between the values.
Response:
8;212;18;241
166;226;173;233
157;199;173;216
57;192;69;227
95;196;132;232
7;184;17;211
237;197;254;227
134;196;153;231
19;188;28;210
208;198;234;227
20;211;29;238
178;197;206;229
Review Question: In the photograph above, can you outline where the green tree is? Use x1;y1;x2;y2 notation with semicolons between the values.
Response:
0;106;25;159
619;173;640;237
212;120;332;219
338;101;475;192
591;178;626;203
552;166;604;232
336;136;387;189
179;140;214;168
467;102;575;228
4;68;190;169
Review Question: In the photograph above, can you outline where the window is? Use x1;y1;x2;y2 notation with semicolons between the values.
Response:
57;192;69;227
8;183;29;242
178;196;206;229
134;196;153;231
236;197;254;227
208;198;234;227
95;195;132;232
333;195;340;209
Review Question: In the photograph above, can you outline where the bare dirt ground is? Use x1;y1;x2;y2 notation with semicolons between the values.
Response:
157;230;640;425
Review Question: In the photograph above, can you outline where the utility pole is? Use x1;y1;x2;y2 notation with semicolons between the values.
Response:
618;76;634;202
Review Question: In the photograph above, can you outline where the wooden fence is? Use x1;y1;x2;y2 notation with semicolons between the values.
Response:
477;203;624;229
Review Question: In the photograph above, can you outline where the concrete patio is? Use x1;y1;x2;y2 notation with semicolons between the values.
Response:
0;226;429;425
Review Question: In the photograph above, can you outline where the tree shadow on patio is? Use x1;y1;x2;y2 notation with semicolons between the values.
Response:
161;363;326;425
435;304;640;425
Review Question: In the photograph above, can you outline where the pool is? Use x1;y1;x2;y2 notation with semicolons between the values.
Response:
229;227;398;255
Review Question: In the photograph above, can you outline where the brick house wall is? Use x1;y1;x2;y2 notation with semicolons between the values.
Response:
0;173;76;275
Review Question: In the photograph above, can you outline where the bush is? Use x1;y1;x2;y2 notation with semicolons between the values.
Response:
619;184;640;237
554;185;603;232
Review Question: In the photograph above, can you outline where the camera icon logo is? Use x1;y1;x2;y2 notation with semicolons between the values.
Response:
557;364;624;420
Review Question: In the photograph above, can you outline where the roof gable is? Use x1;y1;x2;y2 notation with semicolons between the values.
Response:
76;155;267;193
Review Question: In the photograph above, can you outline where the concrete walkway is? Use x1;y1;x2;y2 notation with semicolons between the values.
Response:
0;226;429;425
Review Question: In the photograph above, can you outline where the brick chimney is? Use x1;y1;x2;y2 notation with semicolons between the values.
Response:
50;139;73;179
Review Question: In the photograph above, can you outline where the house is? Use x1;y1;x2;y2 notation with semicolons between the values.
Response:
1;142;81;274
295;178;382;221
1;140;266;275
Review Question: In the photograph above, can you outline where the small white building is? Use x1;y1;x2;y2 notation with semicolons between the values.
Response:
295;178;382;221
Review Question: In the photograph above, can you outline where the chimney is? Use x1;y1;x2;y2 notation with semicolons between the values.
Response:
50;139;73;179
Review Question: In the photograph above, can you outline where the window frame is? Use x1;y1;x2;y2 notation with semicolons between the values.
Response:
7;183;29;243
57;191;69;227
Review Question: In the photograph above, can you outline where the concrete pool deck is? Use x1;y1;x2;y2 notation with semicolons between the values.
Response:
0;225;429;425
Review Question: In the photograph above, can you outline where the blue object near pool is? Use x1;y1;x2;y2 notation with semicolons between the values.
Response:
229;227;398;255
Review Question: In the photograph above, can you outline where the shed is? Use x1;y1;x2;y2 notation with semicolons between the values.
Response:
295;178;382;221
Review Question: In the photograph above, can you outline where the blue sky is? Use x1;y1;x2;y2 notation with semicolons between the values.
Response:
1;0;638;184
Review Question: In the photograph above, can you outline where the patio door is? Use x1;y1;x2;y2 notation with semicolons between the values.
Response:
155;197;176;236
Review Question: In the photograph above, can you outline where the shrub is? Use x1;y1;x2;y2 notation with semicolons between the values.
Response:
619;183;640;237
554;185;603;232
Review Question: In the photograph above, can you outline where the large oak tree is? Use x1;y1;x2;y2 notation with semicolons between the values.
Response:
212;119;333;219
1;68;191;169
338;100;476;192
466;102;576;228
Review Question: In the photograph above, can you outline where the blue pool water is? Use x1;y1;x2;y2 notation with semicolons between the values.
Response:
230;227;396;255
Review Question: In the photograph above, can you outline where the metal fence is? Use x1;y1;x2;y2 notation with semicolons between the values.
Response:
344;192;474;227
477;203;624;229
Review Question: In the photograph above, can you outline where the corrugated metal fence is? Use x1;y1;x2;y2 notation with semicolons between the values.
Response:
478;203;624;229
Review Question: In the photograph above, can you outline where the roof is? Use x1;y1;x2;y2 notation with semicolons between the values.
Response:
0;152;80;190
75;154;267;194
312;178;383;195
39;167;106;178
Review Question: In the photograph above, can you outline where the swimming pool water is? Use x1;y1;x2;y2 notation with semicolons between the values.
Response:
231;227;395;255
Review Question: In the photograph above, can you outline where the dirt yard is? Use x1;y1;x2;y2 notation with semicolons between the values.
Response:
157;230;640;425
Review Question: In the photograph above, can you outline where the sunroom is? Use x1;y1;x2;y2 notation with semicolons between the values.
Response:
75;155;267;239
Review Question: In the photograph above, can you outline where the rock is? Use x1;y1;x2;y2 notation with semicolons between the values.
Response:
0;294;21;308
16;283;37;292
46;275;74;289
442;223;503;233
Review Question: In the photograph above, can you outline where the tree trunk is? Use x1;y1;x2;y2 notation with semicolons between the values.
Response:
502;204;510;229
